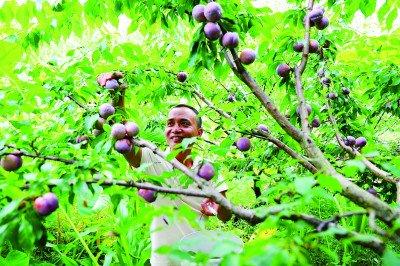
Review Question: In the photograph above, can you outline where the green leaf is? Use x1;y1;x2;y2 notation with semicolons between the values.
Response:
1;250;29;266
317;174;342;193
294;176;316;195
383;249;400;266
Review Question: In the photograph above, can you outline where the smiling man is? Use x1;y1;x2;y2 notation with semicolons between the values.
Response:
123;103;231;265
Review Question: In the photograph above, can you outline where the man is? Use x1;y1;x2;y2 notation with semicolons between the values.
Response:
98;74;231;265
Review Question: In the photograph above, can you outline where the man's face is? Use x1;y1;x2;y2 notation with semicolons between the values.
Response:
165;107;203;149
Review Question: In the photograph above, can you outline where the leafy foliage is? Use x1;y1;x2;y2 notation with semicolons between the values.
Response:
1;0;400;265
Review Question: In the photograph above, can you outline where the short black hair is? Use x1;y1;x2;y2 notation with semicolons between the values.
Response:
171;104;202;128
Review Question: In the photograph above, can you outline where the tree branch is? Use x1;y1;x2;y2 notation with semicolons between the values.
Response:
2;145;75;164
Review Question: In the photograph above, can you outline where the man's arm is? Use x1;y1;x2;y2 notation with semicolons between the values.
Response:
123;147;142;168
216;191;232;222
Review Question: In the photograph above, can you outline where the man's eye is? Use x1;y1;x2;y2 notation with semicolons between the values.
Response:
167;121;174;126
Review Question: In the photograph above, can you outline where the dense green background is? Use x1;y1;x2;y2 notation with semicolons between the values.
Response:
1;0;400;265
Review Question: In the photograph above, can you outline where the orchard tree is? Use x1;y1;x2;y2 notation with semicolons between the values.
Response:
1;0;400;265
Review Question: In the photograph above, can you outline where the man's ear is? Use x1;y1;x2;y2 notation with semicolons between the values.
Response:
197;128;204;136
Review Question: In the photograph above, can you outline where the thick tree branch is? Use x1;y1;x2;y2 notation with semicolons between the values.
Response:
294;0;314;134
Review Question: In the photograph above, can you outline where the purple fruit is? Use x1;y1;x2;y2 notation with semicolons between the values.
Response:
192;4;207;22
236;137;251;151
177;72;187;82
125;122;139;137
316;17;329;30
76;135;89;144
42;192;59;212
355;137;367;148
342;87;350;95
309;7;324;24
115;139;132;154
321;77;331;86
296;104;312;116
239;49;256;65
323;40;331;48
317;69;325;78
197;162;215;181
293;42;304;52
1;154;22;171
105;79;119;90
309;40;319;53
204;2;222;22
93;129;102;137
311;118;320;128
96;117;106;130
276;63;291;78
367;188;378;197
34;197;51;215
221;32;239;48
258;124;269;133
99;103;115;119
204;22;222;40
327;92;337;99
227;94;236;102
138;189;157;203
111;123;127;140
345;136;356;146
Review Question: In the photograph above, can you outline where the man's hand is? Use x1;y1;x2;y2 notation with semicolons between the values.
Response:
200;198;218;216
97;71;124;87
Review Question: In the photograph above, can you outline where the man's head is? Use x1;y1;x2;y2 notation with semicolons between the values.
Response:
165;104;203;148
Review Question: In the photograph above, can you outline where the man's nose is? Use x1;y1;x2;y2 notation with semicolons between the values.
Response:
171;125;183;133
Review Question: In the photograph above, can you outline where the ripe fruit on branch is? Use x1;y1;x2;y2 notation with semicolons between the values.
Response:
204;2;222;22
204;22;222;40
317;69;325;78
125;122;139;137
99;103;115;119
227;94;236;102
111;123;127;140
293;42;304;52
105;79;119;90
355;137;367;148
276;63;291;78
138;189;157;203
239;49;256;65
197;162;215;181
327;92;337;100
221;32;239;48
316;17;329;30
309;40;319;53
342;87;350;95
321;77;331;86
344;136;356;146
257;124;269;133
115;139;132;154
76;135;89;144
192;4;207;22
311;118;320;128
93;129;102;137
1;154;22;171
236;137;251;151
308;7;324;25
96;117;106;130
177;72;187;82
367;188;379;197
34;192;59;216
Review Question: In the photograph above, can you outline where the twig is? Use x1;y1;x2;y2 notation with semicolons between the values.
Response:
327;103;397;184
2;145;75;164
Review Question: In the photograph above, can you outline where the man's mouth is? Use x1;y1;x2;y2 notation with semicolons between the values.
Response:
171;136;183;142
